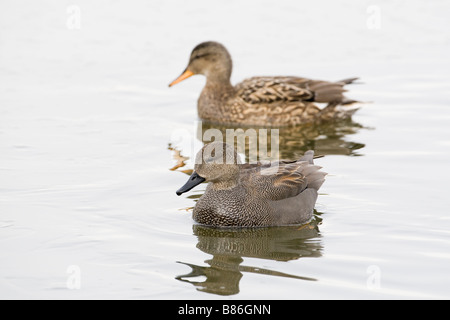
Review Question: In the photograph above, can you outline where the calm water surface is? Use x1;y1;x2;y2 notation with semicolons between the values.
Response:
1;1;449;299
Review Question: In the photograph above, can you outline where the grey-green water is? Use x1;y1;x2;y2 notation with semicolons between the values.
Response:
1;0;449;299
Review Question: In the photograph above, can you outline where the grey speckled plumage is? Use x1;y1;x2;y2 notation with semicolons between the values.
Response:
176;142;327;227
169;41;360;127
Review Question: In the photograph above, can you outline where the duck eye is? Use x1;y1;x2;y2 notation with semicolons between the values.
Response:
194;53;211;60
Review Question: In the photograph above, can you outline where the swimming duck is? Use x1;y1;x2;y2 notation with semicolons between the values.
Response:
169;41;360;127
176;142;326;227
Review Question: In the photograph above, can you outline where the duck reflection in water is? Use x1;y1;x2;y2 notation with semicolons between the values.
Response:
198;119;366;160
169;119;367;174
176;213;323;296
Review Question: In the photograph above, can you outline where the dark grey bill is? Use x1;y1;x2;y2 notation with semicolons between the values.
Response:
176;172;206;196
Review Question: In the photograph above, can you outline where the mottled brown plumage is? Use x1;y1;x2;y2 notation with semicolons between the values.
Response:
176;142;327;227
169;41;360;127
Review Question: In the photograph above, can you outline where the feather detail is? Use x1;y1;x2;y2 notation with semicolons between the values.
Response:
240;151;325;201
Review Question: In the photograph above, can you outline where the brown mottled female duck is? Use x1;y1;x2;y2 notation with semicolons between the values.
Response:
169;41;360;127
176;142;326;227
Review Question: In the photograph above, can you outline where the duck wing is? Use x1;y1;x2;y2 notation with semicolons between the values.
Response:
235;76;358;105
241;151;326;201
235;76;315;104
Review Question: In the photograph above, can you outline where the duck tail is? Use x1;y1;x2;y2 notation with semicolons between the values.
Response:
299;151;327;191
341;97;359;105
336;77;360;85
299;150;315;164
337;77;361;105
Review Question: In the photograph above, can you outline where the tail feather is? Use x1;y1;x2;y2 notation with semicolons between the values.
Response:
298;150;327;191
336;77;360;85
299;150;315;164
310;82;347;103
307;175;326;191
341;98;359;105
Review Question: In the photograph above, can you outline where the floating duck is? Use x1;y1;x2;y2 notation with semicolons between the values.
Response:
169;41;360;127
176;142;326;227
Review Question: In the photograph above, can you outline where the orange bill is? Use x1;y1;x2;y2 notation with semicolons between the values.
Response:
168;69;194;87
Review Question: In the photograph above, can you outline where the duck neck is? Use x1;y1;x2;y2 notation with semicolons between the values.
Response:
211;179;238;191
204;58;233;90
205;72;233;91
211;170;240;191
198;64;235;121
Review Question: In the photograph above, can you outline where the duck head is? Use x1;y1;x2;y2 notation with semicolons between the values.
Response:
169;41;233;87
176;142;240;195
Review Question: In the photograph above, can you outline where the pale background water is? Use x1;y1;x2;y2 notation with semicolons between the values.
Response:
1;0;450;299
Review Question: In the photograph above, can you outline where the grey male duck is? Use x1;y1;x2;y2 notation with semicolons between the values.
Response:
176;142;327;227
169;41;360;127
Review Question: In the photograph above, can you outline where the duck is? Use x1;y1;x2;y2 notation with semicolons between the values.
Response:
176;142;327;227
169;41;360;127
